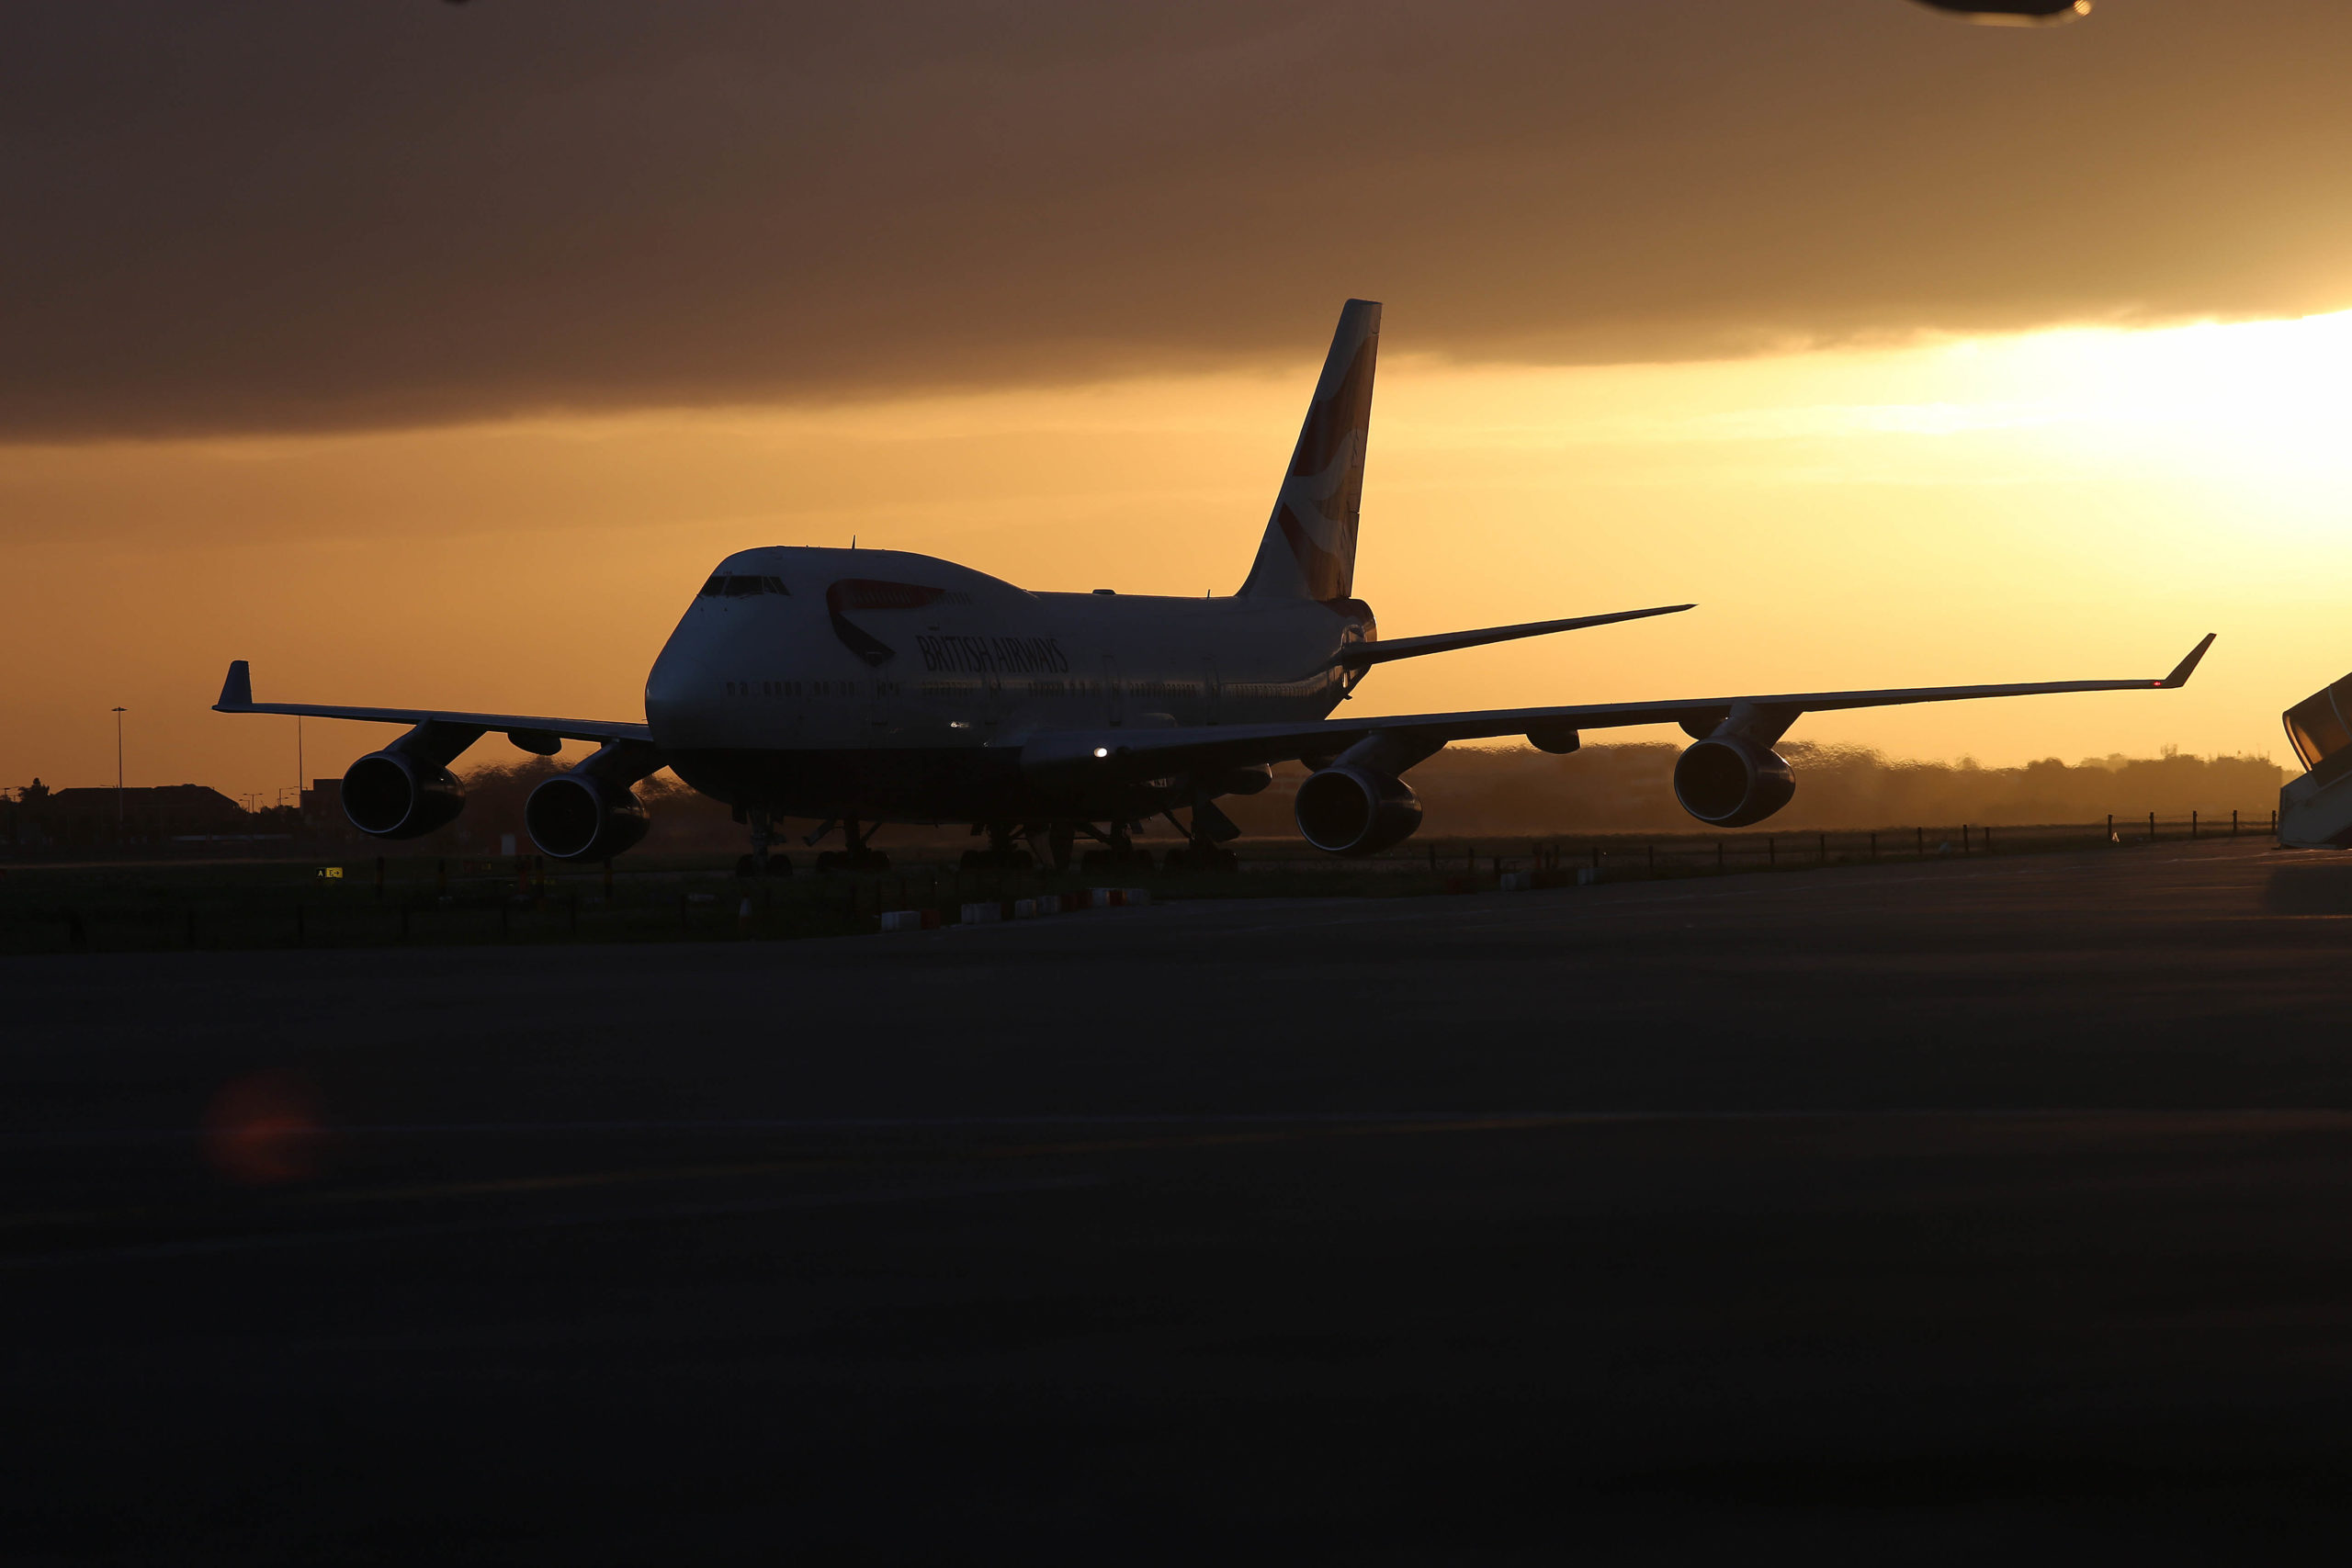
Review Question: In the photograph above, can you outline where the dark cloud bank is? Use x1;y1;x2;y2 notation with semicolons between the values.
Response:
6;0;2351;438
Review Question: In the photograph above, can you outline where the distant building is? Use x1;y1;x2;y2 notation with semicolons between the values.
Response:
301;777;363;843
6;784;254;850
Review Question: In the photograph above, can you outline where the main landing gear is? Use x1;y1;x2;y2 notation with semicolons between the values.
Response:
959;827;1035;879
813;815;890;873
1079;819;1156;874
734;807;794;878
1160;842;1238;873
1160;796;1240;874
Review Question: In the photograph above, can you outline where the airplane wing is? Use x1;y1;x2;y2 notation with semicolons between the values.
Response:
1023;634;2216;780
1335;604;1694;670
211;660;651;748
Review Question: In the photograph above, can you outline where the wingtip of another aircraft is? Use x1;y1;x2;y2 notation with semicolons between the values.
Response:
2161;633;2218;689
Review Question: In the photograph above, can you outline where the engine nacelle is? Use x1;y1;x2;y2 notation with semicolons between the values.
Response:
1673;736;1796;828
1295;764;1424;856
341;750;466;840
525;773;651;862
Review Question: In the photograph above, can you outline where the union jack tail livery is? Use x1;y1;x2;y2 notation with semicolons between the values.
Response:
1239;298;1379;602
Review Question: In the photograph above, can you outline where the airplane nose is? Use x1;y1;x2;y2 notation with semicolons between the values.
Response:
643;633;707;742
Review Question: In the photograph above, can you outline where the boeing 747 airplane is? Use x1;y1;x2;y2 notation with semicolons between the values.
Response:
216;299;2211;874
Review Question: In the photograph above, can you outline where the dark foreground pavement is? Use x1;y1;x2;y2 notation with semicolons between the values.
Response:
12;840;2352;1562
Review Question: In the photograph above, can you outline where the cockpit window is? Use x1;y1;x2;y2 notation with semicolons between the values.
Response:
700;574;791;598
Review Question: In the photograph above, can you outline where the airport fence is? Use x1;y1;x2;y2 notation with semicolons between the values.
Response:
1243;807;2283;886
0;810;2280;955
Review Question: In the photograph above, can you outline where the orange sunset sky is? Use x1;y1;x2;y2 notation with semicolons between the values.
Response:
7;1;2352;804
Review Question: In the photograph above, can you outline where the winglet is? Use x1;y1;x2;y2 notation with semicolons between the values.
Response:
217;660;253;710
2160;633;2216;689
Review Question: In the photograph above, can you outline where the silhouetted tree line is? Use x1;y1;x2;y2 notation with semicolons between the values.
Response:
8;743;2289;861
1217;742;2287;838
428;743;2289;854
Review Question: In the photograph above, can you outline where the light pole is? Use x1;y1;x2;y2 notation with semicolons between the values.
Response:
111;706;126;832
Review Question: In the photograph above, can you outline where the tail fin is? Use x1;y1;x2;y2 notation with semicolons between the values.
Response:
1238;299;1381;600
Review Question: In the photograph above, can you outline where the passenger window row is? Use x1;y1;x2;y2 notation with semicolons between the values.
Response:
723;680;860;698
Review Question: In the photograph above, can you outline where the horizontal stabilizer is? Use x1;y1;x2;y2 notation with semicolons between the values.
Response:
1335;604;1693;670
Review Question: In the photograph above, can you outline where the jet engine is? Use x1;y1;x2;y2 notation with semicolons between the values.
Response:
340;750;465;840
1672;736;1795;828
1295;765;1424;856
525;773;651;862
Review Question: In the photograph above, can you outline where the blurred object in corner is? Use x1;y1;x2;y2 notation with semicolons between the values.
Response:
1909;0;2092;23
2278;673;2352;848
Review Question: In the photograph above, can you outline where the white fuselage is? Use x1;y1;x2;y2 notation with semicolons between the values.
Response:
643;547;1369;820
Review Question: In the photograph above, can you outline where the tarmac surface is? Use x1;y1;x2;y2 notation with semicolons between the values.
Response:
12;839;2352;1562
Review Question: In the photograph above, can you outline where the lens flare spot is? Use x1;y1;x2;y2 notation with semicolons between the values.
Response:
201;1071;325;1186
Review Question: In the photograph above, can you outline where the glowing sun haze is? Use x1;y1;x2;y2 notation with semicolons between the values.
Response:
5;1;2350;801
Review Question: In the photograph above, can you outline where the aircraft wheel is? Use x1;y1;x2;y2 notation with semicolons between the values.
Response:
733;853;760;878
1171;847;1236;874
764;853;793;878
